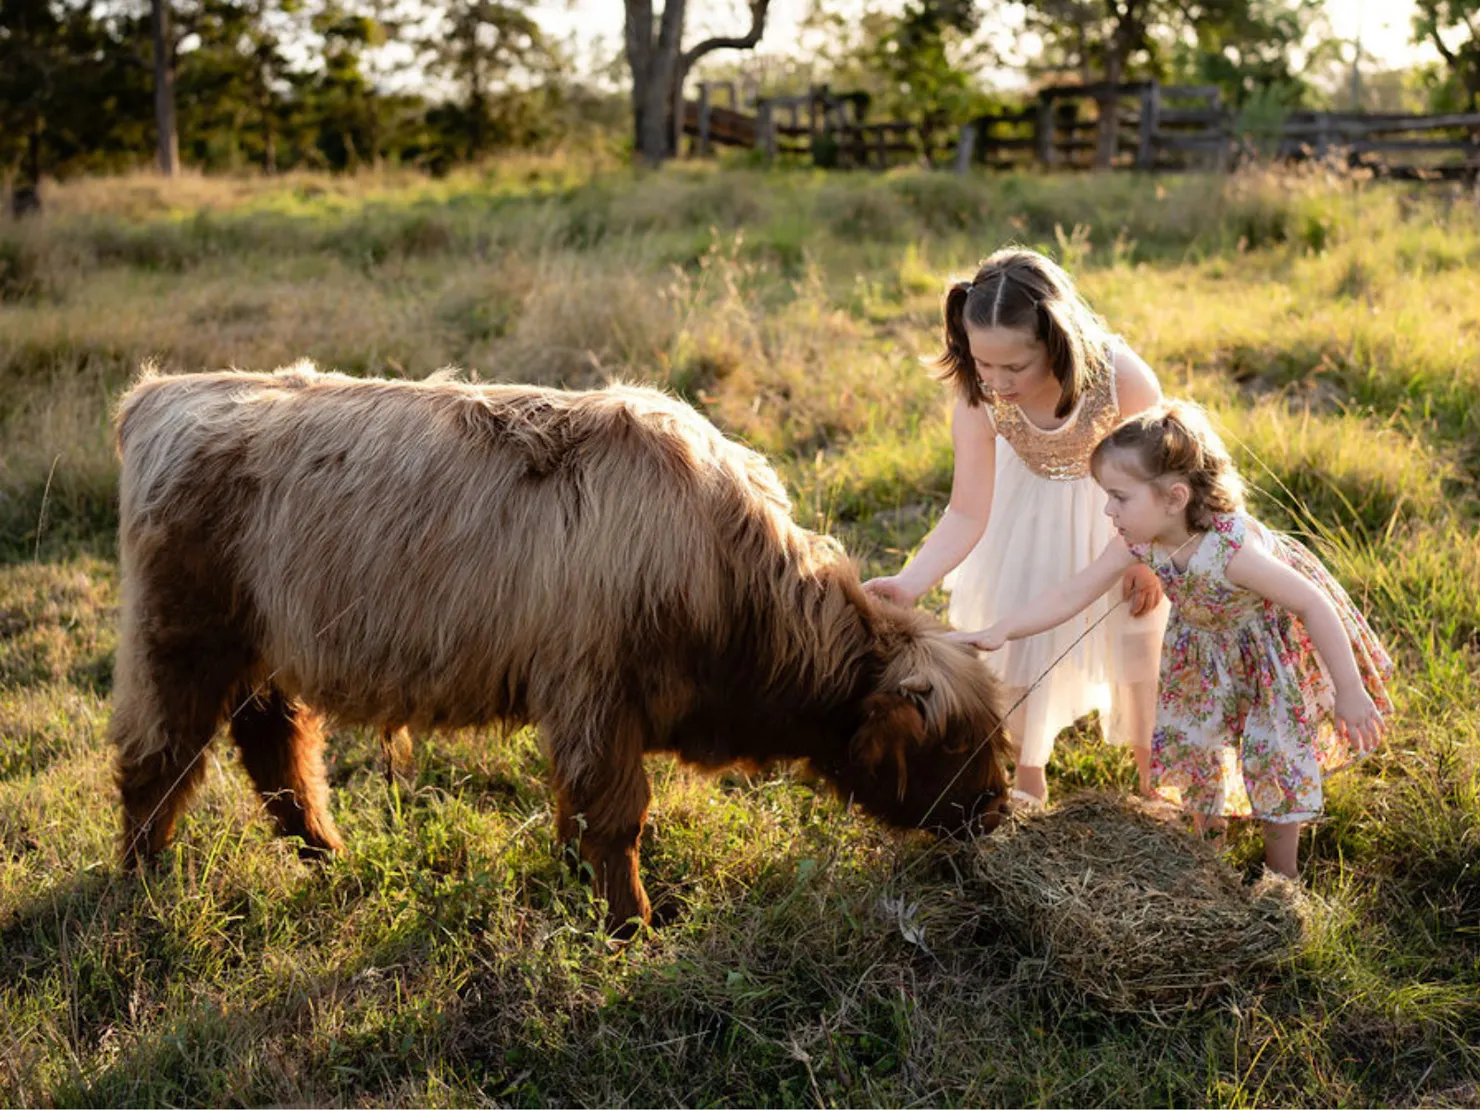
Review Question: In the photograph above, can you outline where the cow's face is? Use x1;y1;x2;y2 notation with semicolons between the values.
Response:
834;618;1012;835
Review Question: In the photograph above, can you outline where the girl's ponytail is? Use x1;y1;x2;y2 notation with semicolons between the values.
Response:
1092;401;1246;530
1038;298;1086;418
933;281;987;406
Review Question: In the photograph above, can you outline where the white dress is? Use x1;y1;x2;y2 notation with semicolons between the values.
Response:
945;358;1168;768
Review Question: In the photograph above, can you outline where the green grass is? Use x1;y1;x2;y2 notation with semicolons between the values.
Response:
2;161;1478;1106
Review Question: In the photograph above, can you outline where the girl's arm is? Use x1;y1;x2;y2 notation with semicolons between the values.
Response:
1225;537;1385;752
951;538;1139;650
1113;345;1166;618
865;398;996;605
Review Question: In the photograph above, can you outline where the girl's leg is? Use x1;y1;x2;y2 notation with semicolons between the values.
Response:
1015;764;1048;805
1262;820;1302;878
1001;683;1048;805
1115;678;1158;795
1191;811;1228;850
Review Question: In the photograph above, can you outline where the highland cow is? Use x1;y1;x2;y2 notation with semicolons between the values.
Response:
109;364;1010;931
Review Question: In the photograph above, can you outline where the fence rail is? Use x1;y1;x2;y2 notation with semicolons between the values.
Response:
679;80;1480;182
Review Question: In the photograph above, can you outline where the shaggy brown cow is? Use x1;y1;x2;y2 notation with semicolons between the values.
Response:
110;364;1010;931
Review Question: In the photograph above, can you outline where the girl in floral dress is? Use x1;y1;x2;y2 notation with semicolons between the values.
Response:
952;401;1393;878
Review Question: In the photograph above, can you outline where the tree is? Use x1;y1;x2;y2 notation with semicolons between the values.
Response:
1413;0;1480;110
623;0;771;165
413;0;558;161
860;0;990;163
0;0;65;205
1024;0;1170;168
1172;0;1326;107
1;0;153;205
150;0;179;174
309;1;388;167
170;0;308;172
1022;0;1320;168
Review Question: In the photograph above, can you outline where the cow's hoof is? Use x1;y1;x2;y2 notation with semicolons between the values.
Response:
603;915;649;948
294;840;341;864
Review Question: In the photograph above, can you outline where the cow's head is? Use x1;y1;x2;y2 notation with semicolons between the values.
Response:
824;601;1012;836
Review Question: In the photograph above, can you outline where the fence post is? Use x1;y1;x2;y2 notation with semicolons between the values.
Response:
875;125;887;170
955;121;977;174
1207;88;1231;172
1036;93;1056;168
697;82;712;158
1136;81;1160;170
758;102;776;163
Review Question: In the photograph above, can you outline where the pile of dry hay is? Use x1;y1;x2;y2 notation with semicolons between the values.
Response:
970;791;1309;1014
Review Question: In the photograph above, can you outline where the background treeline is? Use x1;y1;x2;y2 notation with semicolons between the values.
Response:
1;0;626;182
3;0;1479;181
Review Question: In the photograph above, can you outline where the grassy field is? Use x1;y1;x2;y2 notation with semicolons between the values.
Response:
2;159;1478;1106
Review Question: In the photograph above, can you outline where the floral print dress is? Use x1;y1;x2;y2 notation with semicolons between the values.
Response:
1130;512;1394;822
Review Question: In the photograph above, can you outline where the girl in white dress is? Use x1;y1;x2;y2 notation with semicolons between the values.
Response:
864;249;1168;806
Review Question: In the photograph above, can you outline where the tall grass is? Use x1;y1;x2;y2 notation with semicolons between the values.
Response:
2;160;1478;1105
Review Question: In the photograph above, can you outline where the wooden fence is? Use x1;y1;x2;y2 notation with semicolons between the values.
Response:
1271;111;1480;180
681;80;1480;182
961;82;1480;180
683;83;951;169
959;83;1231;172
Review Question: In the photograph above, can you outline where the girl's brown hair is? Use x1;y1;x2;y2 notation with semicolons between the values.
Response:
1090;401;1246;531
934;247;1112;417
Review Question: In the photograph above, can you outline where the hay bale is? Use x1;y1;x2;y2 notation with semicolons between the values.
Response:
971;791;1307;1013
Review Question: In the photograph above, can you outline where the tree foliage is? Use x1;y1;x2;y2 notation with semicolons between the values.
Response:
1412;0;1480;109
1021;0;1324;105
0;0;602;187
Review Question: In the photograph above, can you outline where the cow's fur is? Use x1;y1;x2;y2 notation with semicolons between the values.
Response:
110;364;1010;930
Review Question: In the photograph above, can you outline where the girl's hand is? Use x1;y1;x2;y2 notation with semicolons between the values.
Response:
1122;562;1163;618
947;626;1007;652
1335;688;1385;754
863;576;917;607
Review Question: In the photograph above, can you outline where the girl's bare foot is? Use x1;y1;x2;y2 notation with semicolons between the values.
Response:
1012;765;1048;808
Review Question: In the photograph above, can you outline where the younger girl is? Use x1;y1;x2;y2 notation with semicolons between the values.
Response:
953;402;1393;877
865;248;1168;806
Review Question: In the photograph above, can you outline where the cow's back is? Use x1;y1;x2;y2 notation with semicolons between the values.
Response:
114;366;803;729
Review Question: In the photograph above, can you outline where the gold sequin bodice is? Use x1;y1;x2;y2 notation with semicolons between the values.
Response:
989;370;1120;481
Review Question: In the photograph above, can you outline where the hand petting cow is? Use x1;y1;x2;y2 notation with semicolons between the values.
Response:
108;364;1011;934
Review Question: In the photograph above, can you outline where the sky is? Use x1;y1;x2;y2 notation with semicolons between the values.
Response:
532;0;1441;81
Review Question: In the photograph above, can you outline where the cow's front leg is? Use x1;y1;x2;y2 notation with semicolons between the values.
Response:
549;710;653;940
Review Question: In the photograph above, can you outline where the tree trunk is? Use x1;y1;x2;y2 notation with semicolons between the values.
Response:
464;15;487;158
470;85;487;157
367;97;382;169
625;0;770;166
627;0;684;165
261;83;277;173
27;120;42;188
151;0;179;176
636;53;678;163
11;122;44;217
150;0;178;176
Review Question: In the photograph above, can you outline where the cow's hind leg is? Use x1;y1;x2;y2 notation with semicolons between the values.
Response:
550;709;654;939
380;726;414;787
229;688;344;858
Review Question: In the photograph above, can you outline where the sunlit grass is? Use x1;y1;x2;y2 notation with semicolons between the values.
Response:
2;162;1478;1105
